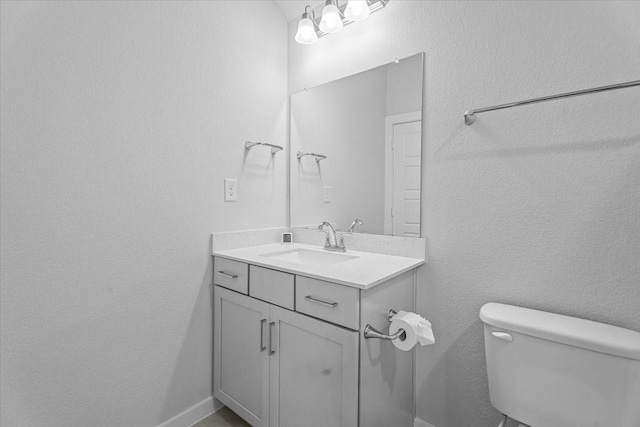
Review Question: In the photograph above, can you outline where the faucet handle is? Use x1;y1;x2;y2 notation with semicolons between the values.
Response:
349;219;363;233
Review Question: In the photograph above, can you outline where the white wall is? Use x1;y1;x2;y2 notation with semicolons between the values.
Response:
289;1;640;426
386;52;422;117
290;66;387;232
0;2;287;426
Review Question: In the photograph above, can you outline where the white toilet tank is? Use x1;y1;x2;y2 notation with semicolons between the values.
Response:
480;302;640;427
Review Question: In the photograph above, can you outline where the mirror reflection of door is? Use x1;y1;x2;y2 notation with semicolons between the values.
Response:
384;112;421;237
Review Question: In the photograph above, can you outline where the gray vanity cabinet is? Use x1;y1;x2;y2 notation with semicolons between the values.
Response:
214;285;358;427
213;255;417;427
214;286;269;426
268;304;358;427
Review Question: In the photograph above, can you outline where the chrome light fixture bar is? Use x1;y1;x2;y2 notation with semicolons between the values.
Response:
295;0;389;44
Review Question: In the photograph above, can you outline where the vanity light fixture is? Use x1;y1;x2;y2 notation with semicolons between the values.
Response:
344;0;371;21
319;0;343;34
294;6;319;44
295;0;389;45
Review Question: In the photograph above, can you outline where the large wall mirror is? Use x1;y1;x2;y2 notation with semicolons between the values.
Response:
290;52;424;237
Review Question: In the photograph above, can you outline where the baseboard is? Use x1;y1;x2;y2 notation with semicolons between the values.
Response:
414;417;436;427
157;396;224;427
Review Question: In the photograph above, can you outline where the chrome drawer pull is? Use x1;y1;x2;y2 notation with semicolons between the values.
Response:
260;319;267;352
304;295;338;308
268;322;276;355
217;270;238;279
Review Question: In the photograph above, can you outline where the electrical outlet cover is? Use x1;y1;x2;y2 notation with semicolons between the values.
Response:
224;178;238;201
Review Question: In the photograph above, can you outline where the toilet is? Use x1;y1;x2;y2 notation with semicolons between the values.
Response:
480;302;640;427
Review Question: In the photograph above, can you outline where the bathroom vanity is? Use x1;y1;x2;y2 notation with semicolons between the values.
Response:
212;242;424;427
212;53;427;426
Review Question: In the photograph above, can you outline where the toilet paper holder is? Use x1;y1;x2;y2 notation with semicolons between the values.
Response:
364;309;406;340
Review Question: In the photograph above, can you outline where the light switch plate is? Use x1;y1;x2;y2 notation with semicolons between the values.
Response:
224;179;238;201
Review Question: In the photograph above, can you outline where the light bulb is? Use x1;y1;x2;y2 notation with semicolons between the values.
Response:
319;3;343;34
295;15;318;44
344;0;370;21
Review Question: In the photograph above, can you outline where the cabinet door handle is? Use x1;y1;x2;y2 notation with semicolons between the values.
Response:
260;319;267;352
217;270;238;279
304;295;338;308
268;322;276;356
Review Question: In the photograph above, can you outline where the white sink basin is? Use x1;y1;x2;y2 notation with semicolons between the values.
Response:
259;248;358;267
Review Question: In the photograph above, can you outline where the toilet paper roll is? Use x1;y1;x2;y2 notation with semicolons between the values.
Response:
389;311;435;351
389;317;417;351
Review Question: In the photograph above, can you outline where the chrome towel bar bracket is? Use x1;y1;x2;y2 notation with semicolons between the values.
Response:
245;140;283;154
296;151;327;162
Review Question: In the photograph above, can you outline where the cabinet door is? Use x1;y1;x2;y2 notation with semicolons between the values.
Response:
214;286;270;426
269;306;358;427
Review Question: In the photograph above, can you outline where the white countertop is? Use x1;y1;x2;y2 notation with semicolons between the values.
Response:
212;243;425;290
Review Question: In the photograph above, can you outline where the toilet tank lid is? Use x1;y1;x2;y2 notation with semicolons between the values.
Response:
480;303;640;361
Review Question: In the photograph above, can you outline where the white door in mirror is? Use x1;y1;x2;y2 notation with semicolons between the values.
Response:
392;120;421;237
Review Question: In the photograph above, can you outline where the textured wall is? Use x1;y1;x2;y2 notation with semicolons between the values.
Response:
0;1;287;426
289;1;640;426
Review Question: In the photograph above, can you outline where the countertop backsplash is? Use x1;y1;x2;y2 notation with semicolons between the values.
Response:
212;227;426;260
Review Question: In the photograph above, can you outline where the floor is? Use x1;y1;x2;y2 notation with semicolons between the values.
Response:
192;406;250;427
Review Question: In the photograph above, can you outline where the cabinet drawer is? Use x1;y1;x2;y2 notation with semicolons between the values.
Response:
296;276;360;330
214;258;249;294
249;265;294;310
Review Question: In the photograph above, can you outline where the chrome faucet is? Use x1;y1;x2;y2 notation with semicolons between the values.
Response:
348;219;363;233
318;221;346;252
